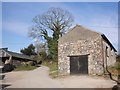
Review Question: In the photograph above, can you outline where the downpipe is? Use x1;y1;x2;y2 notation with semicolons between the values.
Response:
105;47;120;89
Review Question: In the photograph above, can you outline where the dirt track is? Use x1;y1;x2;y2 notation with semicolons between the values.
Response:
1;66;117;88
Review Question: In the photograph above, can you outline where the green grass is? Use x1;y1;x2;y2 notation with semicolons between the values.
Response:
42;61;58;78
14;65;37;71
114;63;120;70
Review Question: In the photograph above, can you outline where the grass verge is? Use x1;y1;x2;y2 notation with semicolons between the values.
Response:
106;66;118;80
14;65;37;71
42;61;58;78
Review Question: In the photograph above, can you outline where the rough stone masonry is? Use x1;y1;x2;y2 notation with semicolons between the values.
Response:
58;25;116;76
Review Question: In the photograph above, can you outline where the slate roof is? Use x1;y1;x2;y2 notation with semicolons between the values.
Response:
1;48;34;61
58;24;117;52
101;34;117;52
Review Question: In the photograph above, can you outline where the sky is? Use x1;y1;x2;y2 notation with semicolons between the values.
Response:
1;2;119;53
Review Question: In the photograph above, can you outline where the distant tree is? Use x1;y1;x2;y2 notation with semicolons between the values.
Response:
29;7;74;61
20;44;36;56
34;41;46;54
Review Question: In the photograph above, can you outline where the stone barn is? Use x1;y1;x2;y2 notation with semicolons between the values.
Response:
58;25;117;76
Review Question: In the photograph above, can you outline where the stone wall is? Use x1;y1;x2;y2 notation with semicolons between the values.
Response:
58;37;104;76
102;39;116;67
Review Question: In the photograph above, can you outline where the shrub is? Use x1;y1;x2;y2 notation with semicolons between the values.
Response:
14;65;36;71
33;51;47;63
39;51;47;61
47;54;54;61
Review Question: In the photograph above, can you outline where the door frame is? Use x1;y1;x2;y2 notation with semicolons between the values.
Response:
68;54;89;75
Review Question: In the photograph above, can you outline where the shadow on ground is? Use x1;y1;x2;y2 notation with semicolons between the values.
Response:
0;84;11;89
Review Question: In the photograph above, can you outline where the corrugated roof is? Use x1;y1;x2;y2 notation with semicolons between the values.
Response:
1;49;34;61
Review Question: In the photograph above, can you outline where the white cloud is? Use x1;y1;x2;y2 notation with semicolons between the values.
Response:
3;20;30;36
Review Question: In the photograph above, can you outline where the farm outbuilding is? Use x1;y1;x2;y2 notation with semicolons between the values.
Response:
0;48;36;67
58;25;117;76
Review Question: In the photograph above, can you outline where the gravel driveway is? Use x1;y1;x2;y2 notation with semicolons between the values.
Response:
2;66;62;88
1;66;117;88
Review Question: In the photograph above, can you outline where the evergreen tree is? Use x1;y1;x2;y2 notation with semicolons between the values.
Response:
20;44;36;56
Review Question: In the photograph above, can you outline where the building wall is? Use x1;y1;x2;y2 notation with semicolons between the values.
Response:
12;59;22;67
0;49;2;57
58;37;104;76
12;59;34;67
0;49;35;67
0;50;9;57
102;39;116;68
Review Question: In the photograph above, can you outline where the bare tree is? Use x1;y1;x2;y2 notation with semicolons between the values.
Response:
29;7;74;61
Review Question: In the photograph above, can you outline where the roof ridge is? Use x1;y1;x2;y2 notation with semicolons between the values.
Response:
6;50;25;55
76;24;102;35
2;49;34;61
58;24;101;41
